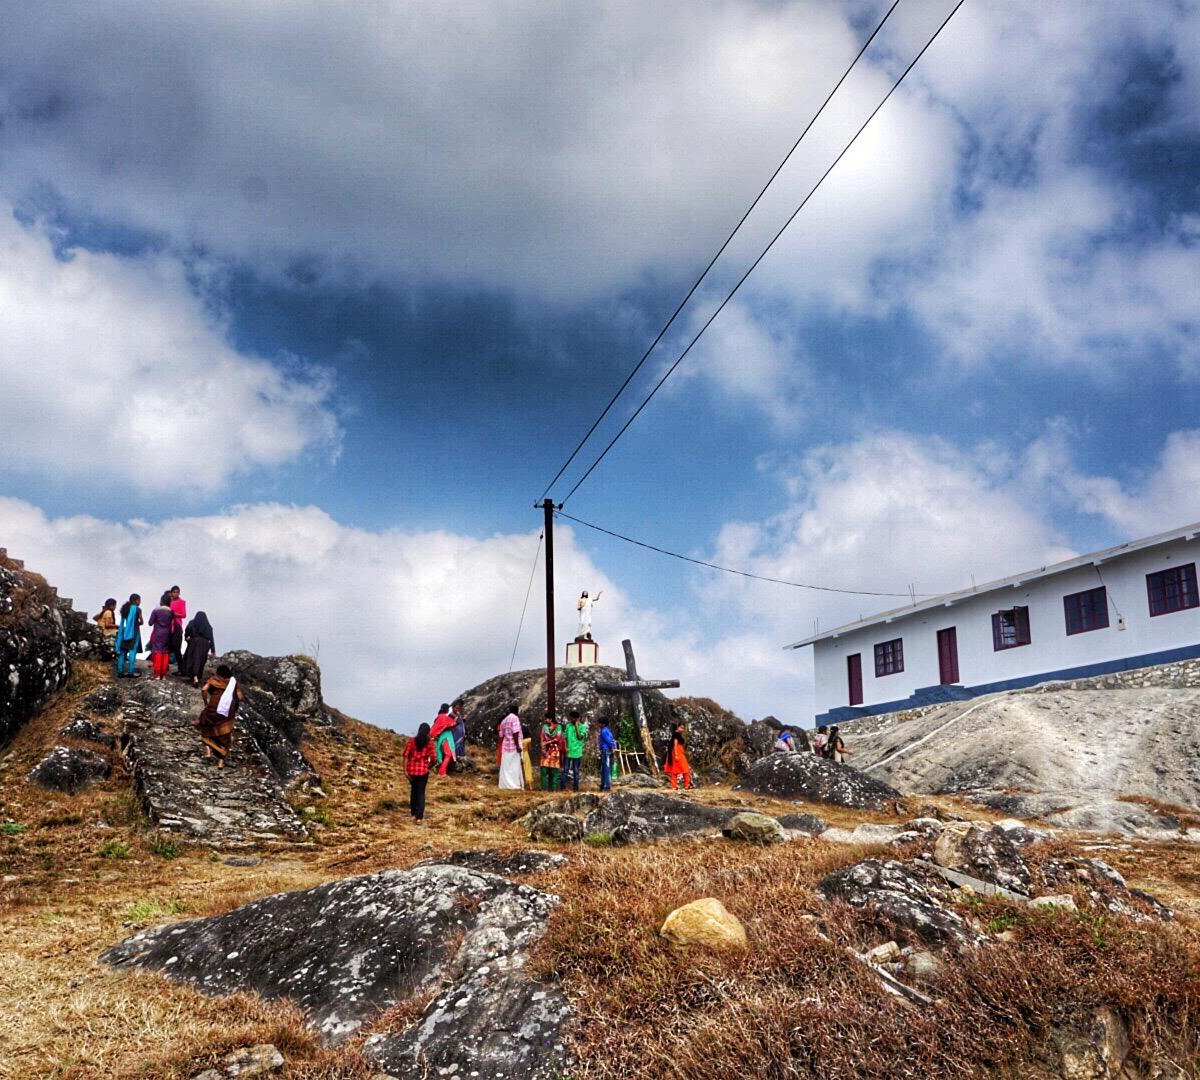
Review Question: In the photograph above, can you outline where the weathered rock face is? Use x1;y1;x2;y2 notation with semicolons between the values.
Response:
217;651;327;784
777;812;828;836
413;849;568;876
0;556;71;746
457;667;752;773
582;790;736;842
1041;857;1174;923
736;752;901;810
118;677;309;845
818;859;987;950
27;745;112;792
102;864;570;1078
933;824;1033;896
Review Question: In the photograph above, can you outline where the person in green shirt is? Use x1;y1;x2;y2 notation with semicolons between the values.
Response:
563;709;589;791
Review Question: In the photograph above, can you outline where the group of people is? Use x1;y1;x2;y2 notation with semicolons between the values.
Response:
402;700;469;822
95;587;217;686
95;587;238;768
812;724;850;763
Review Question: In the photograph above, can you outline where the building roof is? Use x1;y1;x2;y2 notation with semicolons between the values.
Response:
785;520;1200;650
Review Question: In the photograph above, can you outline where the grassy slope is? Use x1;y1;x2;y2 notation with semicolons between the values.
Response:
0;660;1197;1078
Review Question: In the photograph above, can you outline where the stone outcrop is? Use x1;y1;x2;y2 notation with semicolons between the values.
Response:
60;714;117;749
933;823;1034;896
0;553;71;746
1040;857;1174;923
736;752;901;810
524;790;757;845
457;667;756;774
102;864;570;1078
413;849;568;876
818;859;987;951
660;898;747;950
117;676;309;845
27;745;112;792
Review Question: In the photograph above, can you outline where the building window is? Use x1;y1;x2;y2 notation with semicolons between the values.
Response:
874;637;904;677
992;606;1031;651
1147;563;1199;617
1064;586;1109;635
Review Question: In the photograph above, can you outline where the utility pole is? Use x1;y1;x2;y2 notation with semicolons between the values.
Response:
541;498;559;719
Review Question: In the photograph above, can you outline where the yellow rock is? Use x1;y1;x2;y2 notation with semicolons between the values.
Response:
659;898;747;950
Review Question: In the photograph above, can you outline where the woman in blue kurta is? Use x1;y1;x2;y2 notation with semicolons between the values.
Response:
115;594;142;678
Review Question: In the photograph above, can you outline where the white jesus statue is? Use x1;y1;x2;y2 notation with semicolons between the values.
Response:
577;589;602;640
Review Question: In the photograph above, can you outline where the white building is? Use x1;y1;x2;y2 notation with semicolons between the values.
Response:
787;522;1200;725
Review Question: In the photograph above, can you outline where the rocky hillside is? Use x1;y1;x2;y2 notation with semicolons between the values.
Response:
458;664;800;774
843;659;1200;838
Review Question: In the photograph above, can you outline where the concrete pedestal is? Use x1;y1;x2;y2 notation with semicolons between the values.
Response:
565;639;599;667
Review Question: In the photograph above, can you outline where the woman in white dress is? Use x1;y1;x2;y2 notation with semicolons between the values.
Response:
497;706;525;789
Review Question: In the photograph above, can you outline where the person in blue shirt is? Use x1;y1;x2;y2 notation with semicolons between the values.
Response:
598;720;617;791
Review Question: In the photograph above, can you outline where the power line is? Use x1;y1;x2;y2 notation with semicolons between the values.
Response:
556;509;928;597
560;0;967;504
536;0;903;503
507;530;543;672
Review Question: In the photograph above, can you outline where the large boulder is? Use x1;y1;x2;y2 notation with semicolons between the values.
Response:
27;745;112;792
217;652;328;783
722;810;785;844
933;824;1033;895
413;849;568;876
582;790;737;841
0;555;71;746
102;864;570;1078
736;752;901;810
818;859;987;951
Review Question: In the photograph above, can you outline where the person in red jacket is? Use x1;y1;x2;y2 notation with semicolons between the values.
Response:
404;723;437;822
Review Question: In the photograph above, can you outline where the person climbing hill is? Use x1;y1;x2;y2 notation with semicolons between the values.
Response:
195;663;243;768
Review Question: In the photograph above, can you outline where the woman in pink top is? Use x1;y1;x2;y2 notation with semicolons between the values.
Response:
168;585;187;674
497;706;525;789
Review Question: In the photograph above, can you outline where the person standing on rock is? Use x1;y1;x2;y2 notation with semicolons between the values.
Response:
663;721;692;790
450;699;467;764
168;585;187;675
774;727;799;753
497;706;525;789
147;593;175;680
598;719;616;791
812;725;829;757
196;663;243;768
824;725;850;764
182;611;217;687
403;722;436;822
539;714;563;791
94;598;119;642
564;710;588;792
115;594;143;678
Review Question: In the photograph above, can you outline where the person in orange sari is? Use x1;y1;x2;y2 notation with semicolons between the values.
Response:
195;663;243;768
663;721;692;790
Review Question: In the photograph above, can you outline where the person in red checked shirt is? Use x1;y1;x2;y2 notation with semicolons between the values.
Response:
404;723;437;823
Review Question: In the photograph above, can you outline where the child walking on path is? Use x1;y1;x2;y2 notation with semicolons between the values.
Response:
404;723;436;822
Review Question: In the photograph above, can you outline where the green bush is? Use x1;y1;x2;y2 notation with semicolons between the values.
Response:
1;822;26;836
583;831;613;847
98;839;131;860
124;898;185;923
147;833;180;860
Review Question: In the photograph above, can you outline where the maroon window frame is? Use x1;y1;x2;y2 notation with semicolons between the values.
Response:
1147;563;1199;617
874;637;904;677
1063;586;1109;635
992;606;1031;650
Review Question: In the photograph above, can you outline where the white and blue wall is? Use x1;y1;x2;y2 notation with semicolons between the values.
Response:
809;534;1200;724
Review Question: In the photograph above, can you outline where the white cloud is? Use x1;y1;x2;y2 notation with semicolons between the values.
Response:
0;0;869;299
0;208;338;491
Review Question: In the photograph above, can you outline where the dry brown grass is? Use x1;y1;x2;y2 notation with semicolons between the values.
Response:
3;661;1200;1077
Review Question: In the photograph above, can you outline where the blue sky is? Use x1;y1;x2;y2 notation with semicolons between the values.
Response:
0;0;1198;730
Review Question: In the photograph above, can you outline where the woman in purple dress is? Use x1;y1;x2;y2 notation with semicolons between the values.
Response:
147;592;174;680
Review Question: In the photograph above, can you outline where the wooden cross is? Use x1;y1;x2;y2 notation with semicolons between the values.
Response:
596;638;679;777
